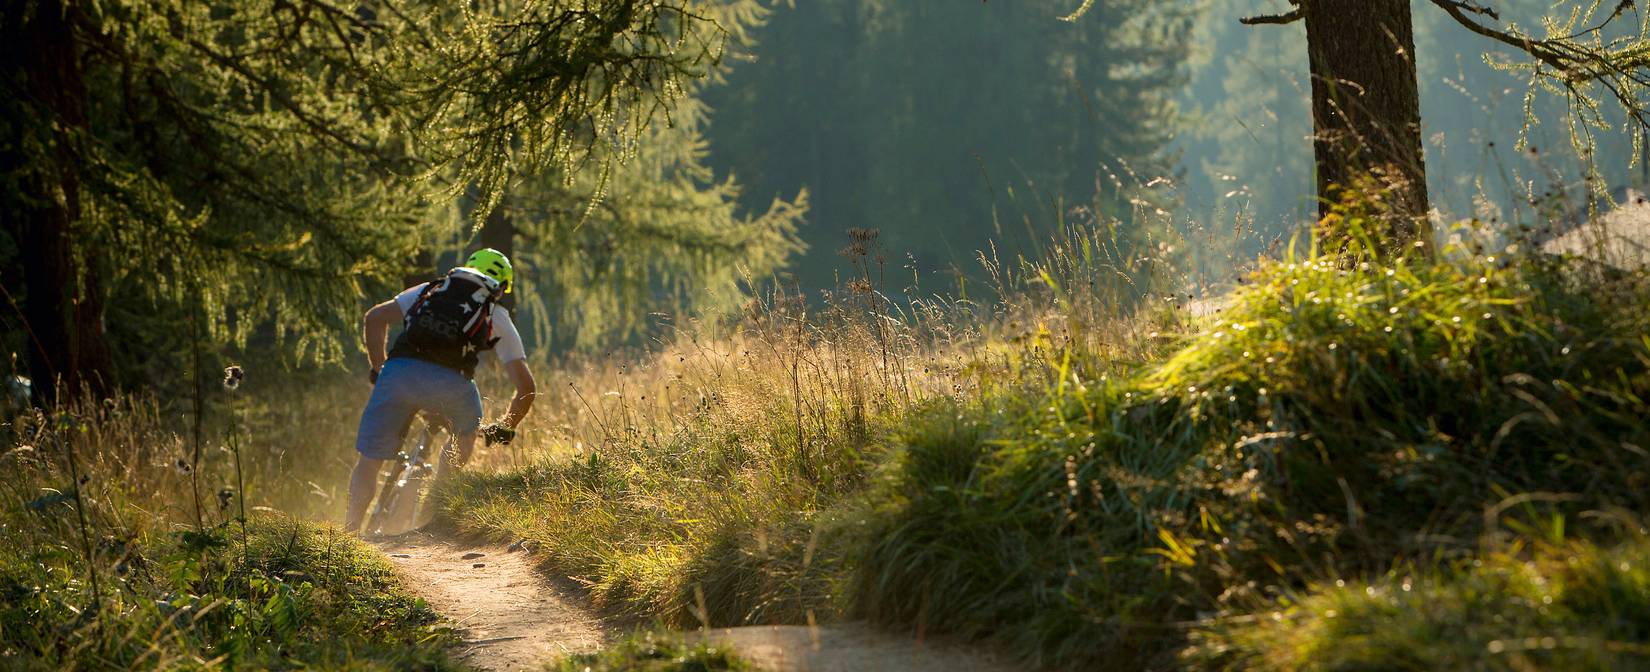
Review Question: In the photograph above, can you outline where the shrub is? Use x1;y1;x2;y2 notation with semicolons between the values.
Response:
854;228;1650;668
0;395;463;670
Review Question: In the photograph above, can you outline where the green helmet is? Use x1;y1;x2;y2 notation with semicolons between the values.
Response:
465;248;514;294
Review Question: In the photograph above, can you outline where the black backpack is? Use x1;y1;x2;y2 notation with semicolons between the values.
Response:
388;269;501;377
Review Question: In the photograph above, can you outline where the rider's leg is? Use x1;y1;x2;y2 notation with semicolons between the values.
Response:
348;359;419;532
343;456;386;532
436;431;478;481
433;371;486;480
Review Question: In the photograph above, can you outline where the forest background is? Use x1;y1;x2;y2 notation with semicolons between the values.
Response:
704;0;1644;290
2;0;1643;383
5;1;1650;669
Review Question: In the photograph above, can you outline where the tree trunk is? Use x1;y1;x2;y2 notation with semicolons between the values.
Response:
3;0;115;402
1303;0;1431;249
474;202;516;311
402;248;436;290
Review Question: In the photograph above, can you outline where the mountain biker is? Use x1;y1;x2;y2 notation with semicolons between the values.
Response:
343;248;536;534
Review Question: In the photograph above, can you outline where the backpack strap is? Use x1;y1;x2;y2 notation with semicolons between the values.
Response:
465;300;500;357
403;278;443;324
465;295;496;339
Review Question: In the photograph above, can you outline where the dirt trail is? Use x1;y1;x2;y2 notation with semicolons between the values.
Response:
380;533;1011;672
377;533;610;671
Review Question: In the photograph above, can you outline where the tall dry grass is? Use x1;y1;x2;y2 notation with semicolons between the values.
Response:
440;182;1650;670
437;205;1203;628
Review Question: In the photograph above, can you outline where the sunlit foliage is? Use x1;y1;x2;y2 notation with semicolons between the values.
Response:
1;0;791;387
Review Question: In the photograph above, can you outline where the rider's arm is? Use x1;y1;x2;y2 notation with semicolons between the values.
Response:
363;300;402;373
500;359;536;428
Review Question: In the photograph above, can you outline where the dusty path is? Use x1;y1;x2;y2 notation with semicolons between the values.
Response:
377;532;610;671
380;532;1012;672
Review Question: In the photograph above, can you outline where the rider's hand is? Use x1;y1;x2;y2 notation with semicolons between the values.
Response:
481;422;516;446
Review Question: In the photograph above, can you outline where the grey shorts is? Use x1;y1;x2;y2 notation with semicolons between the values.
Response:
354;357;483;460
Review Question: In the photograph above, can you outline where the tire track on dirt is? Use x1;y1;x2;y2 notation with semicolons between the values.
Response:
377;532;610;671
379;532;1012;672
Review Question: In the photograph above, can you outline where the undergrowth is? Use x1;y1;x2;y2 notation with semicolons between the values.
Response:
1185;537;1650;670
0;392;464;670
438;216;1190;628
855;198;1650;667
441;190;1650;669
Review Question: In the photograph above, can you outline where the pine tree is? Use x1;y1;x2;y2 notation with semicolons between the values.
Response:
0;0;771;397
702;0;1193;289
494;2;806;351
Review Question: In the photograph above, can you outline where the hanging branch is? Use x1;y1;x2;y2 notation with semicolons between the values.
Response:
1429;0;1648;95
1427;0;1650;197
1432;1;1636;78
1060;0;1097;22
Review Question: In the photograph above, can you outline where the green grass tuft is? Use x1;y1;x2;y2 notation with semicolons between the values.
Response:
0;513;465;670
1184;538;1650;670
547;632;750;672
853;230;1650;668
1;399;467;670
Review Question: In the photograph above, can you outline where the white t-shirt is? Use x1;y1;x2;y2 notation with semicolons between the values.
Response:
394;283;527;365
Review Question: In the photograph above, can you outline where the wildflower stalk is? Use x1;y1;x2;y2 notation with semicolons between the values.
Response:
223;366;249;588
790;288;809;484
55;412;103;632
187;304;205;532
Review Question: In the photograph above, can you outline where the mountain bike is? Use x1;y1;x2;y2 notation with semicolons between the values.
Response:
364;413;516;536
365;412;451;536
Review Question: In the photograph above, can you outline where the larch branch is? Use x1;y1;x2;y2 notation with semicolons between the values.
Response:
1429;0;1568;71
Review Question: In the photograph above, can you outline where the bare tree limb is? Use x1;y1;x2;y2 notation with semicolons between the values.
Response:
1433;0;1500;20
1430;0;1566;71
1429;0;1649;83
1240;9;1304;26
